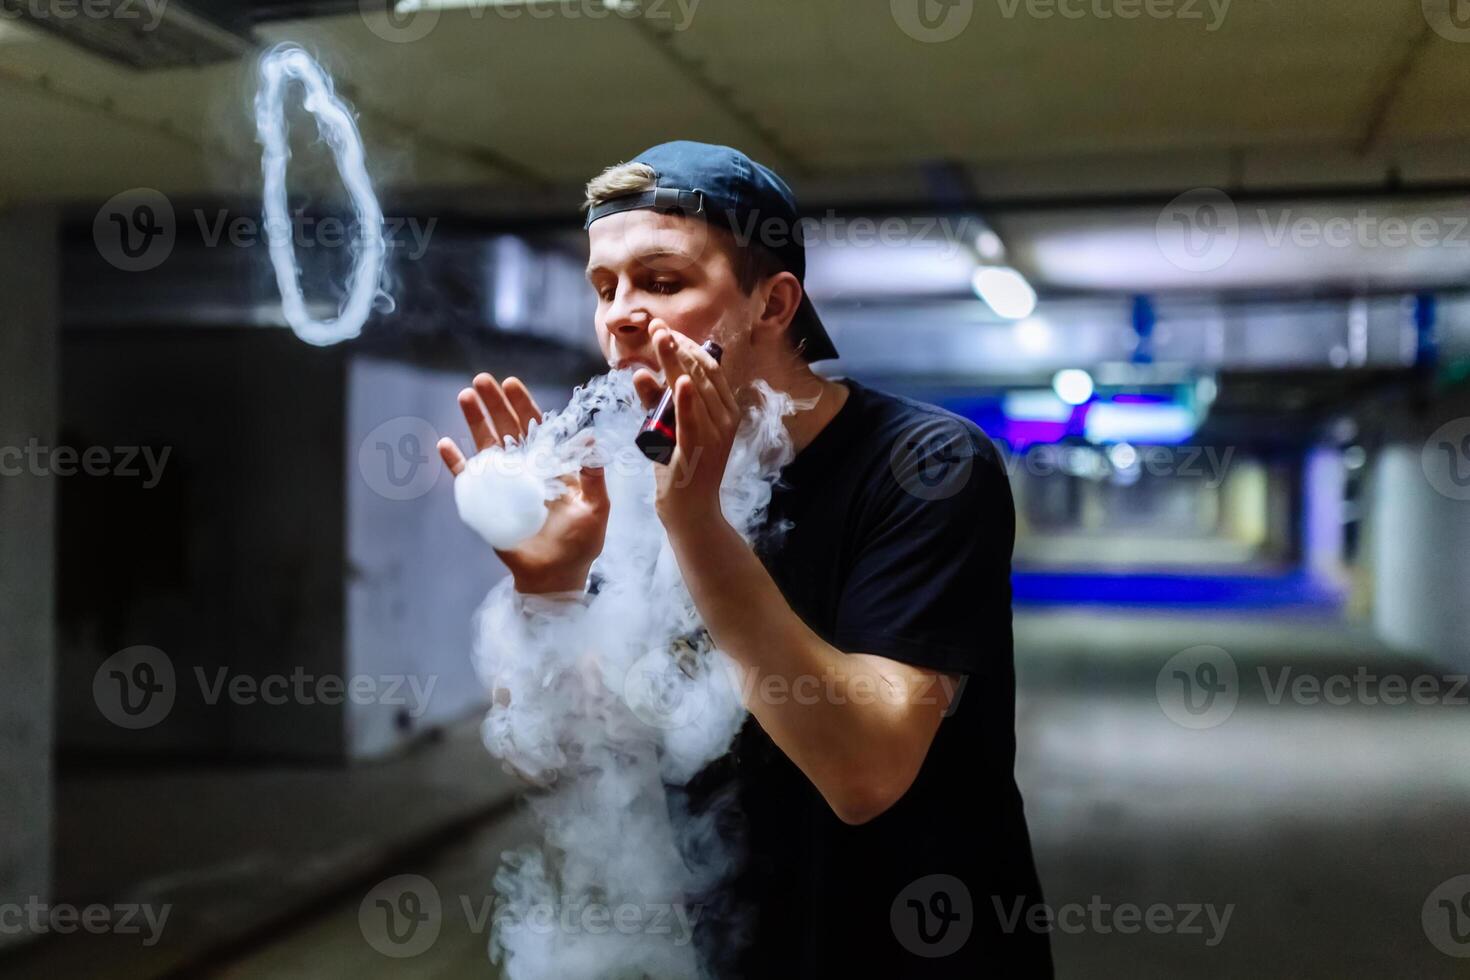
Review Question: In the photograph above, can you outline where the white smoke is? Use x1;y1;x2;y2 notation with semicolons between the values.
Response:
254;44;391;347
469;369;800;979
454;446;552;551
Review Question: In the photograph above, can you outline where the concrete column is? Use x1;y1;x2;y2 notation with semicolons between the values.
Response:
0;208;58;945
1369;389;1470;669
1302;447;1347;585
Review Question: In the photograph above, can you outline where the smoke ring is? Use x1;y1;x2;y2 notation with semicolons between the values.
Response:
254;44;388;347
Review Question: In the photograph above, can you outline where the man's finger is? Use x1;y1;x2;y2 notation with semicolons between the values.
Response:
473;373;522;444
578;465;609;513
665;333;733;431
652;326;688;390
674;375;716;461
707;350;738;419
458;388;495;451
437;437;467;476
691;359;735;431
633;368;663;411
502;377;543;432
669;329;738;423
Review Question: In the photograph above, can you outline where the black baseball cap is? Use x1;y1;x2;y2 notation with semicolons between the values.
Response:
583;140;838;363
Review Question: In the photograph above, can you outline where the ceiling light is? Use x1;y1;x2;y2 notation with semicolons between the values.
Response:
1052;368;1095;406
1013;316;1054;355
972;266;1037;320
396;0;636;12
975;230;1005;263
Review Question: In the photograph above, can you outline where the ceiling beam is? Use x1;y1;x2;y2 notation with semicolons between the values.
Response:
1357;16;1436;155
334;81;551;187
0;63;215;156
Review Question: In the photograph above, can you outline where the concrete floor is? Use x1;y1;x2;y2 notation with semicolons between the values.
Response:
0;722;520;979
208;813;539;979
1014;611;1470;978
6;610;1469;977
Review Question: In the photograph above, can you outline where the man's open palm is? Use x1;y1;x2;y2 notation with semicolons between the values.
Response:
437;373;609;594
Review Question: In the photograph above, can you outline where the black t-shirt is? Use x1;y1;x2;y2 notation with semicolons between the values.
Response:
682;378;1052;979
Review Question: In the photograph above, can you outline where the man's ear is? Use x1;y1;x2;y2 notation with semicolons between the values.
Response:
753;270;803;350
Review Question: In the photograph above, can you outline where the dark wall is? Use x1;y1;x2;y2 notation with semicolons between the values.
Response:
57;327;348;761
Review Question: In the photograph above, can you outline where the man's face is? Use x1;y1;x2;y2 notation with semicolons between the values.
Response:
586;208;757;388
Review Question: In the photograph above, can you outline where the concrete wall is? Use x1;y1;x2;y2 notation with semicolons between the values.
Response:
57;329;347;761
0;208;58;944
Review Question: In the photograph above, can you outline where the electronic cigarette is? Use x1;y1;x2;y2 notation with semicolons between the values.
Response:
636;340;723;464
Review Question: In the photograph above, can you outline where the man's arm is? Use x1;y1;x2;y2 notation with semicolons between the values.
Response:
642;326;957;825
438;371;611;785
667;514;956;825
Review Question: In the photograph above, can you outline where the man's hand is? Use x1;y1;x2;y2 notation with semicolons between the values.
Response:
438;373;609;594
632;323;741;534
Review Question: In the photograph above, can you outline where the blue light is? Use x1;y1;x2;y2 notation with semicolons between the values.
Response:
1084;401;1198;444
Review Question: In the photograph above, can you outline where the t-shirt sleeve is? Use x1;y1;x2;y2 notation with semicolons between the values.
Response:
830;413;1014;677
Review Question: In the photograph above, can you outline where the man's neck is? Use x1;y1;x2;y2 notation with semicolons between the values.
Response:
757;362;850;455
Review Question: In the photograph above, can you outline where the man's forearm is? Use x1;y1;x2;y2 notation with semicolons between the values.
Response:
664;510;948;824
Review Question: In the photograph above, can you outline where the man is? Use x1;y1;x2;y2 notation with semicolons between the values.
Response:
437;141;1052;977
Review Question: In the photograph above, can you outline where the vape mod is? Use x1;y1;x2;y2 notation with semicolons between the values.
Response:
635;339;724;464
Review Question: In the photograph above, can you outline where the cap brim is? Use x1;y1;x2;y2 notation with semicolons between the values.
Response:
794;293;839;362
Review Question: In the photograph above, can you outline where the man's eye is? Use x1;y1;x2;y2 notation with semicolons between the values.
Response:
649;280;680;294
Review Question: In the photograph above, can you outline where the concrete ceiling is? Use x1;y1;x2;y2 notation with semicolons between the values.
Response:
2;0;1469;293
3;0;1469;203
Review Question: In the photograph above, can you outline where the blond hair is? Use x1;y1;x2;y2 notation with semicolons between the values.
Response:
582;161;658;212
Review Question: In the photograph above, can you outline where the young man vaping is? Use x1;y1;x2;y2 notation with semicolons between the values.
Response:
438;141;1052;977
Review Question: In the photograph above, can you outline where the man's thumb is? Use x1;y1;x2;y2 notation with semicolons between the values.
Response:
632;368;664;412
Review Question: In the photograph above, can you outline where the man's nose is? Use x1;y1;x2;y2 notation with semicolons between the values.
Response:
605;289;652;343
